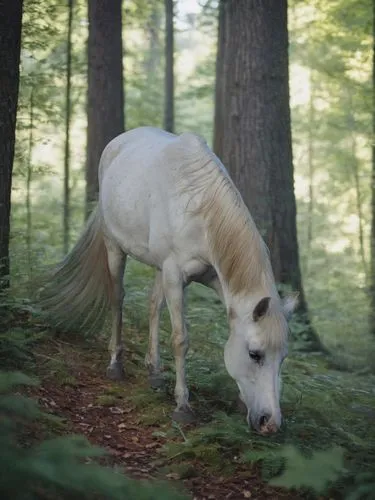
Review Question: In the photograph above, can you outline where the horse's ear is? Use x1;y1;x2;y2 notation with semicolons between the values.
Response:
282;292;299;320
253;297;271;322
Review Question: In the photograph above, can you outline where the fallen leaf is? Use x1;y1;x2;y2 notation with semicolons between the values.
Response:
109;448;122;457
166;473;180;480
110;407;124;414
145;442;158;449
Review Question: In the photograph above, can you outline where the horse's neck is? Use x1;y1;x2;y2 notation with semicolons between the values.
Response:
215;266;278;316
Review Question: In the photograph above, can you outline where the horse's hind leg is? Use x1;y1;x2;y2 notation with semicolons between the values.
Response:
145;270;165;388
105;240;127;381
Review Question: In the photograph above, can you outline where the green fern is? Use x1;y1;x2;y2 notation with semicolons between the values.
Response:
269;445;346;493
346;472;375;500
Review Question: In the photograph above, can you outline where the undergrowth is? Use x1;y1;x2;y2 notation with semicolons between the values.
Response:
1;291;188;500
0;371;188;500
120;260;375;498
6;258;375;499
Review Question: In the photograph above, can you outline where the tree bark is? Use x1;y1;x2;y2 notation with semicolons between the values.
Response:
26;85;34;279
86;0;125;218
346;96;368;281
306;70;315;276
146;4;162;81
164;0;174;133
0;0;23;290
64;0;73;253
220;0;323;351
213;0;227;160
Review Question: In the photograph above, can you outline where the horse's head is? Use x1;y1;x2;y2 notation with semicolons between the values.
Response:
224;294;297;434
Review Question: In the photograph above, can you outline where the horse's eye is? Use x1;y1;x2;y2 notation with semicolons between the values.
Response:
249;351;262;363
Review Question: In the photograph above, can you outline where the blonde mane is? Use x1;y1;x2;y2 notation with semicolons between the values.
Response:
177;132;275;297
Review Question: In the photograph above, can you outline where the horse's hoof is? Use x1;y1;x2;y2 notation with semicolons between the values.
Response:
149;373;164;389
172;407;195;424
106;362;125;381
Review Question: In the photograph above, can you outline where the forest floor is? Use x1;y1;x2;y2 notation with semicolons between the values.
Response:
18;326;374;500
27;337;303;500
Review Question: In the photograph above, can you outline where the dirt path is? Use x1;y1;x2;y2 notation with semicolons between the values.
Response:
30;340;303;500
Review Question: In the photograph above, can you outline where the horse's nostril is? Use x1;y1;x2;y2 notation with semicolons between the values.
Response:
259;414;270;428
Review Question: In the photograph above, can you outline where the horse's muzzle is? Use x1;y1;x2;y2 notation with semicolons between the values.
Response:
249;412;280;434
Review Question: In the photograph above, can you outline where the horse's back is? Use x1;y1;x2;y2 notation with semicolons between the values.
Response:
99;126;213;202
98;127;176;181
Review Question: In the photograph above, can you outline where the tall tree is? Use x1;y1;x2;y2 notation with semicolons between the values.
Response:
305;70;315;276
218;0;323;351
370;0;375;335
213;0;227;160
164;0;174;132
86;0;125;218
64;0;73;254
26;85;34;279
146;3;162;82
0;0;24;291
346;90;368;281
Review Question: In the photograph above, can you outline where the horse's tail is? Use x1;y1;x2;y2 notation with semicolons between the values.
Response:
38;206;113;333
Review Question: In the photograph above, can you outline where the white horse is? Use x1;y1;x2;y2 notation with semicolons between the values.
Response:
41;127;297;434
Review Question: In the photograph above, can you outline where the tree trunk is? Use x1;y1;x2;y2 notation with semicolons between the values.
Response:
26;85;34;279
64;0;73;254
346;95;368;281
164;0;174;133
213;0;227;160
220;0;323;351
146;4;162;81
370;0;375;335
0;0;23;291
306;70;315;276
86;0;125;218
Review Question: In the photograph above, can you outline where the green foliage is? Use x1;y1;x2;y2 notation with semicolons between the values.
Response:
0;293;44;370
346;472;375;500
95;393;119;407
269;445;345;493
289;0;373;358
0;327;41;369
269;445;375;500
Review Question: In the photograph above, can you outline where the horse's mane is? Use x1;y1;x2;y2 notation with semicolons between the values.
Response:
176;132;276;298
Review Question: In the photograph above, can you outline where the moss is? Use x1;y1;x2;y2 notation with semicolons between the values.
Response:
95;394;119;407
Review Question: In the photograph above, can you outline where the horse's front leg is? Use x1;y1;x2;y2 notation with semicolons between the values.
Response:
145;270;165;388
162;259;194;423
